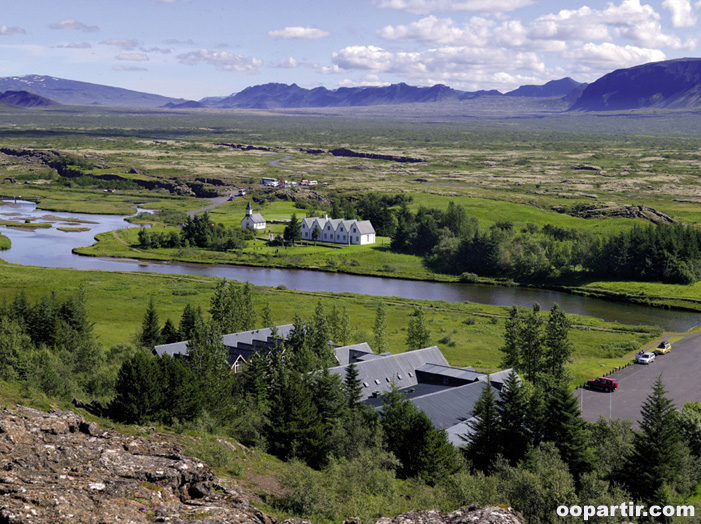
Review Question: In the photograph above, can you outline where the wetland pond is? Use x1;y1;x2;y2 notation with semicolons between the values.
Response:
1;199;700;332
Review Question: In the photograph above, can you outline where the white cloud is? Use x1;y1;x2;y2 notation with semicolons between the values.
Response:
375;0;532;15
116;53;149;61
113;65;148;71
49;18;99;33
663;0;697;27
529;0;690;50
268;26;330;40
176;49;262;71
276;57;299;68
54;42;92;49
101;39;140;49
0;25;25;36
379;15;493;45
564;42;666;76
338;74;391;87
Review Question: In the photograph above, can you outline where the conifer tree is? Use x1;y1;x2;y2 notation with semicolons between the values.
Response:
497;370;531;464
261;300;273;329
624;376;684;502
520;303;544;383
543;303;573;382
373;302;388;354
179;303;203;340
267;368;326;468
463;382;500;473
283;213;302;244
139;297;161;348
344;362;363;410
406;307;431;350
110;351;162;424
542;380;593;479
308;300;334;367
328;304;341;344
500;306;522;369
160;318;180;344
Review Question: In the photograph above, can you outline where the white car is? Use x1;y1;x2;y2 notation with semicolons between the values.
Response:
636;351;656;364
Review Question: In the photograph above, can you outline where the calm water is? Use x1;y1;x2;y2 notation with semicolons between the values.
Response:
2;199;700;331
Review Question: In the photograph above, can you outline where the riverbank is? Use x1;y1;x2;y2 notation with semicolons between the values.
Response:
0;262;662;387
75;226;701;314
0;232;9;250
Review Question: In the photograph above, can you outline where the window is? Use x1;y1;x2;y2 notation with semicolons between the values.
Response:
356;236;359;242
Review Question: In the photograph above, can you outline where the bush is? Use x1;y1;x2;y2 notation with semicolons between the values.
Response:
459;272;479;283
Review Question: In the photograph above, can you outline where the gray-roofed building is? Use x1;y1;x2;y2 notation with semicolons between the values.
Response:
327;346;449;400
334;342;374;366
153;324;294;372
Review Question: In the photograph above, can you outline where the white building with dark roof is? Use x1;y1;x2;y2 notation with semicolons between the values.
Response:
241;202;266;230
301;215;375;245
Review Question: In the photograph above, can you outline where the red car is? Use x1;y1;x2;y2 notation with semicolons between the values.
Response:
586;377;618;392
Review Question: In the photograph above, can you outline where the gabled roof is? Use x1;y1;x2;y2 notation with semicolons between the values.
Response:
411;381;500;430
355;220;375;235
327;346;449;400
248;213;265;223
221;324;294;349
153;340;189;358
334;342;374;366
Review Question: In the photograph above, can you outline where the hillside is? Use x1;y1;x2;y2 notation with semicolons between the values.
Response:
0;75;186;108
505;77;584;98
0;90;57;107
570;57;701;111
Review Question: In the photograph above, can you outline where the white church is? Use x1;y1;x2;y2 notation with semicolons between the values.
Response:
241;202;266;230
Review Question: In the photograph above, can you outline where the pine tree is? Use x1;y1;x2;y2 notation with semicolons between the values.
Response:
160;318;180;344
373;302;388;354
186;321;233;417
500;305;522;369
520;303;544;383
327;304;341;344
624;376;684;502
179;303;203;340
463;382;501;473
284;213;302;244
110;351;162;424
139;297;161;348
542;380;593;479
344;362;363;410
497;370;531;464
406;307;431;350
261;300;273;329
308;300;334;367
543;303;573;382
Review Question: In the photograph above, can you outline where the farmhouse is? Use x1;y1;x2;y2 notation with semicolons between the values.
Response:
241;202;266;230
301;215;376;245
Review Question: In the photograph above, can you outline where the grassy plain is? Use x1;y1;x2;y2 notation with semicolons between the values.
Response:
2;103;701;305
0;263;657;385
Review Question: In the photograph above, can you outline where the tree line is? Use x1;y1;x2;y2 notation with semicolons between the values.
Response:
137;211;254;251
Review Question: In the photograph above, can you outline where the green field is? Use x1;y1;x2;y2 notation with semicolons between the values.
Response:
0;263;658;382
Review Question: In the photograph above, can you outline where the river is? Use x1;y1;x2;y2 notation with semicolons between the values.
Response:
1;199;699;331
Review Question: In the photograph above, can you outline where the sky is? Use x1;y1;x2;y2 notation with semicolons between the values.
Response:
1;0;699;100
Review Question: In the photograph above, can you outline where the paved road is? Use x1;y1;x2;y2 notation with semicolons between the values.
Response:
186;195;232;217
579;330;701;425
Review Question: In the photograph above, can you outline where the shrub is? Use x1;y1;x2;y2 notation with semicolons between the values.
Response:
459;272;479;283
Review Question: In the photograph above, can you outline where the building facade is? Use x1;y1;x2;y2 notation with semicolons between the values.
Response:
301;215;375;245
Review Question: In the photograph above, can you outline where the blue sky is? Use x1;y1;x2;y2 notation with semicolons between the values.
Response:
1;0;699;99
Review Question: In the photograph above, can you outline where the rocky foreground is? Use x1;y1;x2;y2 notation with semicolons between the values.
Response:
0;406;524;524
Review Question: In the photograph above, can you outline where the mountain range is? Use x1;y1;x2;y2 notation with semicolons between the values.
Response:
1;58;701;111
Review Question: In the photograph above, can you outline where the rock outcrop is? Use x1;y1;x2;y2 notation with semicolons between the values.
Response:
0;407;525;524
0;406;275;523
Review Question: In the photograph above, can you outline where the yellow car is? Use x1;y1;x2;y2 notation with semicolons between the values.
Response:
655;340;672;355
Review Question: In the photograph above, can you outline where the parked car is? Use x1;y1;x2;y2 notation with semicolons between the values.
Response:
655;340;671;355
636;351;656;364
586;376;618;392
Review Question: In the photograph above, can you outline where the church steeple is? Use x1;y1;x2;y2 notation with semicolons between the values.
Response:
246;201;252;216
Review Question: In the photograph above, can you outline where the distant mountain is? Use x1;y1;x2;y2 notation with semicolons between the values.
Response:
205;82;467;109
163;100;205;109
570;58;701;111
505;78;584;98
0;90;58;107
0;75;187;108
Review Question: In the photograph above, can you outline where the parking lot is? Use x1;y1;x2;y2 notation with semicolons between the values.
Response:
578;330;701;425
